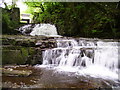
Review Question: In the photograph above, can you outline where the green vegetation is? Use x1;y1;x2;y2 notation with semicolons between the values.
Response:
1;1;120;38
2;46;36;65
2;2;20;34
24;2;120;38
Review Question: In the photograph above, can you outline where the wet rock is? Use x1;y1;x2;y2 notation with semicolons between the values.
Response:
1;68;32;77
2;46;42;65
35;39;57;49
14;39;35;47
2;35;57;48
1;35;57;65
26;48;43;65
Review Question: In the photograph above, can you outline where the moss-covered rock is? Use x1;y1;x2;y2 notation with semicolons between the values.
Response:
2;46;43;65
1;35;57;65
2;35;57;48
3;46;30;65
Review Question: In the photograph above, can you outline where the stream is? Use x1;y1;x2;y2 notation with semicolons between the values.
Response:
35;37;120;89
2;37;120;89
2;24;120;89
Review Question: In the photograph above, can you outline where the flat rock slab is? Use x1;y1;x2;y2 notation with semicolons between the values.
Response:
1;68;32;77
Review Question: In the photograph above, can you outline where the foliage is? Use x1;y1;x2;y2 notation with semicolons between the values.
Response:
2;8;19;34
2;0;21;34
2;2;21;34
4;0;18;10
25;2;120;38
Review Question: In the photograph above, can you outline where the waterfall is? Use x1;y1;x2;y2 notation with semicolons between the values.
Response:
18;24;61;37
38;38;119;80
30;24;58;36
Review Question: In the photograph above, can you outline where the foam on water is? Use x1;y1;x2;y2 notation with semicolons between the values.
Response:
77;65;118;80
36;38;119;81
25;25;119;81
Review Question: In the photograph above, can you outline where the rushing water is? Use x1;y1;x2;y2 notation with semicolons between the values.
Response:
18;24;61;37
30;24;58;36
17;23;120;88
36;38;119;81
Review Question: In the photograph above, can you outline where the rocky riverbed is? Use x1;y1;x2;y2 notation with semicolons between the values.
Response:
2;65;119;89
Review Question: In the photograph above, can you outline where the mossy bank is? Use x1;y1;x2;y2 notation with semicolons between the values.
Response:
1;35;57;65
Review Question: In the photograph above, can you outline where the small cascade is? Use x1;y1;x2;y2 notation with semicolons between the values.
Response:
42;39;96;67
39;38;119;80
18;24;60;37
30;24;58;36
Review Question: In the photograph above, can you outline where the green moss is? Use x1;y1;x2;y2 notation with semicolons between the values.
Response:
21;48;28;57
28;47;35;55
2;50;23;65
2;46;36;65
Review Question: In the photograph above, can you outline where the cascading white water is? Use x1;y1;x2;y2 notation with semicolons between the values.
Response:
38;38;119;80
18;23;62;37
30;24;58;36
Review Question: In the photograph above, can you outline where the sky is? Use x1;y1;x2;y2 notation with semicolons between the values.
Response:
0;0;28;13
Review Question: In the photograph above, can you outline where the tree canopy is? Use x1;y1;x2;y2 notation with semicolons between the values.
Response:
2;1;120;38
25;2;120;38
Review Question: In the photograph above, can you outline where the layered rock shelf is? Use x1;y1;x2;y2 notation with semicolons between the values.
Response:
1;35;57;65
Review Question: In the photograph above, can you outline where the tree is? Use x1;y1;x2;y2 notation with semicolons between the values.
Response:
24;2;120;38
2;0;20;34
